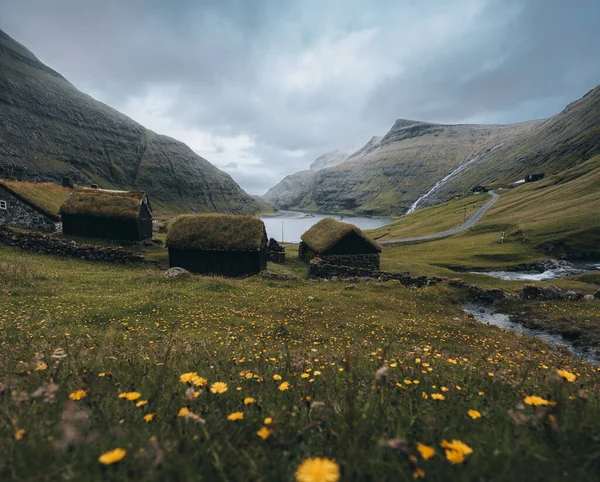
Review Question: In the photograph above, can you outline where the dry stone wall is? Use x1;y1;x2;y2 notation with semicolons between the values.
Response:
0;188;57;232
0;224;150;264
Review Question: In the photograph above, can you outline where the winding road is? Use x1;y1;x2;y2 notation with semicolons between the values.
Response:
379;191;499;245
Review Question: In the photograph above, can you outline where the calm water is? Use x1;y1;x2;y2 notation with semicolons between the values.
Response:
260;210;395;243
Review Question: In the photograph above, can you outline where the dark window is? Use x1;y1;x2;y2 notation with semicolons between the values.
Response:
0;200;6;210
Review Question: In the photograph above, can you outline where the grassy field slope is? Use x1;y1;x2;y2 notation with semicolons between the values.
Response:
1;248;599;481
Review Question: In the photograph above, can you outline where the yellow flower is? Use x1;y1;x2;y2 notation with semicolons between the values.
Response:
98;372;106;377
421;392;428;399
404;379;412;385
244;397;256;405
118;392;141;401
278;381;290;391
413;468;425;479
524;395;551;406
431;393;445;400
143;413;155;423
227;411;244;421
557;369;576;382
15;429;26;440
488;372;494;377
192;376;208;387
98;448;126;465
301;373;310;379
446;358;457;364
264;417;273;425
257;426;272;440
180;372;198;383
178;407;191;417
135;400;148;407
416;442;435;460
69;390;87;401
210;382;228;394
478;391;485;396
441;439;473;464
440;386;449;392
468;410;481;420
313;371;322;376
36;363;48;371
273;374;282;381
295;457;340;482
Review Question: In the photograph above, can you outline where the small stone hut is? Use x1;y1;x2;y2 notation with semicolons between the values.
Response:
166;214;268;277
299;218;382;269
525;173;545;183
60;189;152;241
0;180;71;232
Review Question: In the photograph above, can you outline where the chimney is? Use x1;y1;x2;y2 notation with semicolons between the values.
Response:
62;177;74;188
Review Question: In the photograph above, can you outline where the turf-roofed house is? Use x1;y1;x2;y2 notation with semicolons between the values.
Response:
166;214;268;277
60;189;153;241
299;218;382;269
0;179;71;231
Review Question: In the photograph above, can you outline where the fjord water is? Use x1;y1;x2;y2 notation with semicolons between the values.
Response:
260;210;395;243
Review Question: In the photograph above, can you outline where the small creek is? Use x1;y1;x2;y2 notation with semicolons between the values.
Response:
463;302;599;364
472;262;600;281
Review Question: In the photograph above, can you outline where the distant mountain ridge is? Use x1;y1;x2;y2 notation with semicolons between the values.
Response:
264;86;600;216
0;29;267;215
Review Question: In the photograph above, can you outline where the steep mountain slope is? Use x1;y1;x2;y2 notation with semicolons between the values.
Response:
435;85;600;200
265;86;599;217
0;29;266;215
268;120;536;215
263;149;348;209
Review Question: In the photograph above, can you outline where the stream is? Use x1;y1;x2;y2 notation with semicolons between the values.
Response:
463;302;599;364
471;261;600;281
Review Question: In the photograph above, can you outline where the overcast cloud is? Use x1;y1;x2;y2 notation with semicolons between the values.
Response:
1;0;599;194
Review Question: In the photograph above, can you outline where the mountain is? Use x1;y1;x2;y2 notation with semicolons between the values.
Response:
265;120;538;215
0;29;268;215
264;86;600;216
309;150;349;170
263;149;348;209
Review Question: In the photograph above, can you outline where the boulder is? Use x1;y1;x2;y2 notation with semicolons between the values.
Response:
164;267;190;279
584;294;595;301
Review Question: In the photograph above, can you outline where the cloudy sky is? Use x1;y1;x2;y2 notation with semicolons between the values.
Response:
1;0;599;194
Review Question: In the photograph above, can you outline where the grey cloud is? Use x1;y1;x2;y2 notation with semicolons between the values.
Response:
0;0;598;194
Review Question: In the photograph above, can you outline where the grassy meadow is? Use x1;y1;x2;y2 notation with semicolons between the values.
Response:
1;246;600;481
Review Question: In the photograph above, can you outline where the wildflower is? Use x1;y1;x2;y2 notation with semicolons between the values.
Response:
143;413;155;423
180;372;198;384
295;457;340;482
404;379;412;385
447;358;457;364
15;429;26;440
36;363;48;371
421;392;428;399
99;448;126;465
478;391;485;396
118;392;141;401
313;371;322;376
440;386;449;392
192;376;208;387
441;440;473;464
69;390;87;401
210;382;228;394
488;372;494;377
468;409;481;420
257;426;272;440
431;393;445;400
244;397;256;405
301;373;310;379
413;468;425;479
413;380;420;385
264;417;273;425
135;400;148;407
227;411;244;421
557;369;576;382
278;382;290;391
524;395;552;406
416;442;435;460
273;374;282;381
98;372;106;377
178;407;191;417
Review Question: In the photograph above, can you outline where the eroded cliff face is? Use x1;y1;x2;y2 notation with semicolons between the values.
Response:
0;29;265;215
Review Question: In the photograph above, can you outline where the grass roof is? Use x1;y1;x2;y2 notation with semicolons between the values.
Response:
301;218;382;253
60;190;146;220
166;214;266;251
0;180;71;221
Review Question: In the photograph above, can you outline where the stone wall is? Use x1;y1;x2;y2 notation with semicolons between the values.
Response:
0;224;150;264
0;187;57;232
320;253;380;270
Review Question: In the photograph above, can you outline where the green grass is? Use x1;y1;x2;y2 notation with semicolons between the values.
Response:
369;195;489;241
0;180;71;219
1;247;599;481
